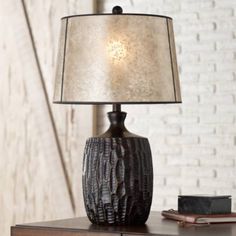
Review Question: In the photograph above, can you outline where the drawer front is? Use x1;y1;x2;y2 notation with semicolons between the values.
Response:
11;227;120;236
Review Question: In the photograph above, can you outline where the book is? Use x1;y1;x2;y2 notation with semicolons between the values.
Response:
161;210;236;224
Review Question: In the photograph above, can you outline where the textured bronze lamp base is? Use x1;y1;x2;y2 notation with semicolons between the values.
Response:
82;105;153;225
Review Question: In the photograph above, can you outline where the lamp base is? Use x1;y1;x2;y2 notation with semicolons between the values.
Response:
82;106;153;225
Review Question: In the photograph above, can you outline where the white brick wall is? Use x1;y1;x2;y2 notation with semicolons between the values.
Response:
97;0;236;211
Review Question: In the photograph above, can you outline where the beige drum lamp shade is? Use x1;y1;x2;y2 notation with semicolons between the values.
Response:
53;13;181;104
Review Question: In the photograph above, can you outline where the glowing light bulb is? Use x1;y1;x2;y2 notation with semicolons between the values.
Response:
107;40;127;61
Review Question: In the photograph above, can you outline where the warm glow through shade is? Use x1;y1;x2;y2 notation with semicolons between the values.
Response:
107;40;127;62
53;14;181;104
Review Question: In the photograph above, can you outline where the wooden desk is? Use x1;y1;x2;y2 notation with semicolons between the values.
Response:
11;212;236;236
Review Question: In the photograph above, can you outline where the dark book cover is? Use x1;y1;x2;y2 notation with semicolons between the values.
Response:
178;195;231;214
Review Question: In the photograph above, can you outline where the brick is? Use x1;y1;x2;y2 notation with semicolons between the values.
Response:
176;45;181;54
200;94;234;104
181;0;214;11
199;8;233;19
216;81;236;93
200;51;234;62
155;166;181;177
216;21;236;32
124;105;147;113
155;186;180;196
200;135;234;145
216;168;236;178
166;136;199;145
182;43;215;53
166;176;197;187
151;196;165;209
152;155;166;167
161;4;181;14
167;155;199;166
144;0;166;13
100;0;131;11
181;95;199;104
182;105;215;114
182;22;216;33
178;53;199;64
149;105;181;115
149;125;181;135
180;73;199;83
182;146;215;157
157;145;182;155
216;125;236;135
182;84;215;95
165;115;199;124
199;72;234;82
181;186;216;195
199;178;233;188
173;12;198;21
181;167;215;178
176;33;197;42
199;31;233;41
151;137;166;146
216;62;236;71
217;146;236;156
130;117;150;127
200;114;234;124
200;157;234;167
181;63;215;74
216;189;235;196
165;197;178;209
215;0;236;7
218;102;236;114
182;124;215;135
155;177;166;186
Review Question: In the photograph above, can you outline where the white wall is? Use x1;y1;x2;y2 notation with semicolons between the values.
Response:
97;0;236;211
0;1;95;235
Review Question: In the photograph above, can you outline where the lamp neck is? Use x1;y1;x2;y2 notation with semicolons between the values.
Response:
112;104;121;112
98;104;140;138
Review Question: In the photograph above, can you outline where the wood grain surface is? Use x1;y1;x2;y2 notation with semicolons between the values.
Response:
12;212;236;236
0;1;96;236
12;227;118;236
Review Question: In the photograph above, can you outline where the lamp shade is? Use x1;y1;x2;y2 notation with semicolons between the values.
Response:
53;13;181;104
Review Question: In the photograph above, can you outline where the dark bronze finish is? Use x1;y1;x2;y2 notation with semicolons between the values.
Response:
112;6;123;14
61;13;173;20
99;106;139;138
82;105;153;225
54;101;182;105
112;104;121;112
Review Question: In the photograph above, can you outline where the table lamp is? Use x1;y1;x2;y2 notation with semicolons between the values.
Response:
53;6;181;225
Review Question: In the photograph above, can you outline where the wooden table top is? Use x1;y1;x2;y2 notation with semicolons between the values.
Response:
13;211;236;236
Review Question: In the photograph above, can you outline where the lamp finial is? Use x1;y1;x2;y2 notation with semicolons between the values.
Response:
112;6;123;14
